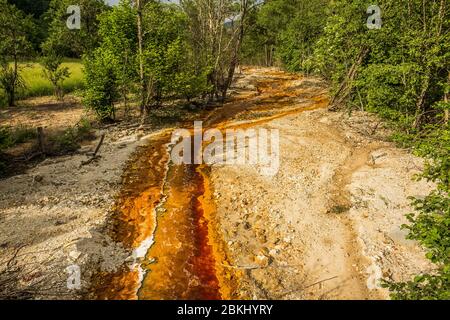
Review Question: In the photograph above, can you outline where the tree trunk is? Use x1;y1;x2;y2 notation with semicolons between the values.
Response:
264;44;268;67
413;74;430;129
136;0;147;123
445;71;449;125
7;90;15;107
9;30;18;107
222;0;249;101
329;47;369;110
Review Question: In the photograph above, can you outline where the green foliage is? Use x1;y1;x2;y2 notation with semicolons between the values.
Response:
83;0;211;121
384;124;450;299
172;65;212;102
0;127;12;150
40;54;71;100
42;0;108;57
141;1;204;103
403;126;450;262
49;118;92;153
382;270;450;300
8;0;51;52
0;0;34;59
96;0;138;107
0;0;34;106
0;63;26;106
0;125;37;150
314;0;449;123
243;0;329;70
83;49;119;122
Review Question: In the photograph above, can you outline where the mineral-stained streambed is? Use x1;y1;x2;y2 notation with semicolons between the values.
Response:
12;67;426;300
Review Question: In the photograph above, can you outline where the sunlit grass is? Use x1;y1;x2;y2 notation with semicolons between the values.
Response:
20;59;85;98
0;59;85;104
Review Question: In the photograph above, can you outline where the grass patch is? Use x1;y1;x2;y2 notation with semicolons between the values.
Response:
0;125;37;149
0;118;95;177
47;117;94;154
0;125;38;176
0;59;84;104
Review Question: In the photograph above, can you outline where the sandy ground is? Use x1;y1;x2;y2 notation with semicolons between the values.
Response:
0;68;435;300
209;71;434;299
0;96;85;130
0;121;157;298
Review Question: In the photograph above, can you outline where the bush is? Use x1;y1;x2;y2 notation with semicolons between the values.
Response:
0;63;26;107
48;117;93;153
0;125;37;175
40;54;71;100
383;125;450;299
0;125;37;150
0;126;12;150
83;49;119;122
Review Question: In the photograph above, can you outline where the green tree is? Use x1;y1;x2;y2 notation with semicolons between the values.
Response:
97;0;138;113
40;54;71;100
0;0;34;106
182;0;256;101
243;0;329;70
8;0;51;52
141;1;191;106
42;0;108;57
83;49;119;122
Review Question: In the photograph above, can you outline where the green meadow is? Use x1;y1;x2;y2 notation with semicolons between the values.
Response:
0;59;84;105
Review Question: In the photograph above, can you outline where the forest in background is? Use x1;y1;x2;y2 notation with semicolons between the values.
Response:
0;0;449;299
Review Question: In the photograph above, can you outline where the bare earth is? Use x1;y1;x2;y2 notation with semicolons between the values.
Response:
0;96;85;130
0;68;434;299
210;68;434;299
210;109;434;299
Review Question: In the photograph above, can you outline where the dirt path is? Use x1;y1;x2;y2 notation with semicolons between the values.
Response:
0;67;434;300
206;68;433;299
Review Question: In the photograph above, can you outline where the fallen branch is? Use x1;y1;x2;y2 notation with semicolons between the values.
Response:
92;134;105;157
80;134;105;167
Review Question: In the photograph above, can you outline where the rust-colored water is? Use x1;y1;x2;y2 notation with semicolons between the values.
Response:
91;136;170;300
138;164;220;299
91;68;328;300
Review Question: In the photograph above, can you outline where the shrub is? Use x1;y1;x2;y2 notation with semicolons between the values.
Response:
40;54;71;100
83;49;119;122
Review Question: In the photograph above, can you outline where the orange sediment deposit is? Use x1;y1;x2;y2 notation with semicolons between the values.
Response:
91;267;140;300
111;136;170;248
138;163;238;299
90;133;237;300
90;135;171;300
90;68;329;300
196;165;242;300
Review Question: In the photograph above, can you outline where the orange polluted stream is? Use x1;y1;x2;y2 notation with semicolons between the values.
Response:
138;163;221;299
91;68;328;300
